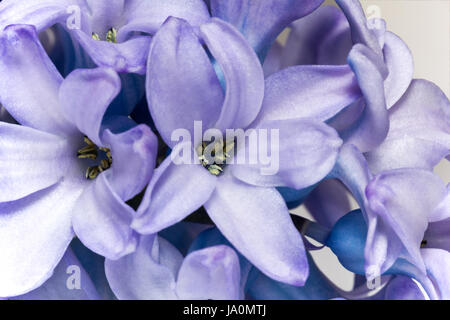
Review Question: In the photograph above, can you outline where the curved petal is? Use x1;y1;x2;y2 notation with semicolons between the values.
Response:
200;18;265;131
384;276;426;300
335;0;382;55
117;0;210;41
0;24;77;137
341;44;389;152
146;17;223;147
187;227;253;297
421;248;450;300
366;80;450;174
0;122;74;202
105;235;181;300
383;32;414;108
210;0;324;60
72;173;138;260
13;248;100;300
132;147;218;234
176;245;241;300
0;0;79;32
59;67;121;146
283;5;351;66
0;181;83;297
72;31;151;74
101;125;157;201
254;65;361;124
231;118;342;189
365;169;447;276
204;173;309;286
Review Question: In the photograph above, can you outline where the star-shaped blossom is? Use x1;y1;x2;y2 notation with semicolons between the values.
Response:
0;25;157;297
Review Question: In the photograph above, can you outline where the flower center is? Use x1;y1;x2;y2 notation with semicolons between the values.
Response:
77;136;112;180
197;140;235;176
92;28;118;43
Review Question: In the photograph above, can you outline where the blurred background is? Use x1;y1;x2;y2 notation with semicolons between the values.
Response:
286;0;450;291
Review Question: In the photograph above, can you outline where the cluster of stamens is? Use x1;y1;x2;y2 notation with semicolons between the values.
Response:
77;136;112;180
92;27;118;43
197;140;235;176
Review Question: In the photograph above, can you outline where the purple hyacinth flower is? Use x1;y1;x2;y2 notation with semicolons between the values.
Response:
0;25;157;297
105;235;242;300
0;0;211;74
130;17;348;286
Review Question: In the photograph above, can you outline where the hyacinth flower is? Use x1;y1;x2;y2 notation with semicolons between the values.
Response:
320;76;449;280
130;17;351;286
0;0;211;74
267;0;413;111
0;25;158;297
105;234;242;300
327;209;450;300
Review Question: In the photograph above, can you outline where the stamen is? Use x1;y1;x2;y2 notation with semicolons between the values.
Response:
92;28;118;43
106;28;117;43
92;33;101;41
198;140;234;176
77;136;113;180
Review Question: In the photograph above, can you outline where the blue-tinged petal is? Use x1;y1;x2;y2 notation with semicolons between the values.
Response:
0;122;76;202
384;276;425;300
326;209;367;275
383;32;414;108
72;31;152;74
105;235;180;300
210;0;324;60
187;227;253;298
365;169;446;276
13;248;99;300
0;181;84;297
146;17;223;147
231;118;342;189
0;0;82;32
118;0;210;41
340;44;389;152
176;245;241;300
59;67;121;146
101;125;157;201
283;5;351;66
133;144;218;234
204;172;309;286
425;187;450;251
335;0;382;55
328;144;372;216
366;80;450;174
253;65;360;124
200;18;265;131
304;179;351;229
421;248;450;300
0;25;77;137
72;173;139;260
247;253;339;300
